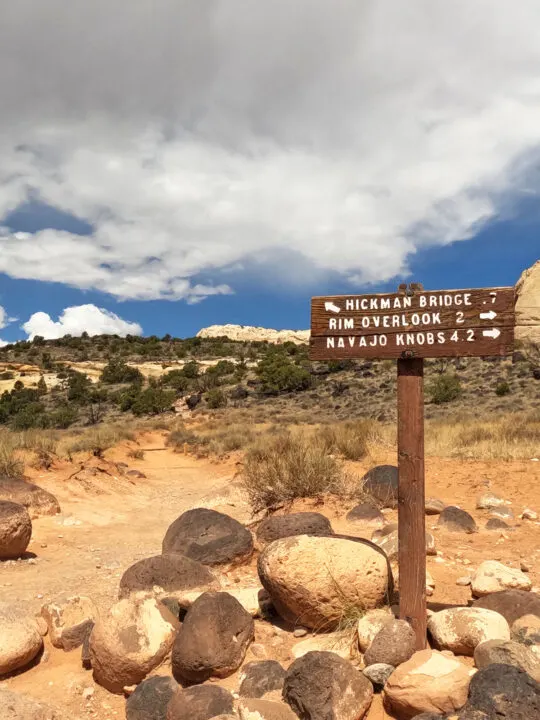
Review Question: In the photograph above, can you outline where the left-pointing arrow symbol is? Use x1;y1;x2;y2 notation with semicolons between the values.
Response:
482;328;501;339
325;302;341;313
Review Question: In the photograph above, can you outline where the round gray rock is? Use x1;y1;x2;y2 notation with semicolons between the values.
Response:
119;553;218;599
364;619;416;667
425;498;446;515
239;660;286;698
172;591;254;683
283;651;373;720
162;508;253;566
167;685;234;720
256;513;332;546
362;465;398;508
474;639;540;681
126;676;177;720
346;504;385;528
0;501;32;559
485;518;510;530
438;506;477;533
363;663;395;691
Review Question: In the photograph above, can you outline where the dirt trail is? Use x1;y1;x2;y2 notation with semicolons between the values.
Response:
1;434;539;719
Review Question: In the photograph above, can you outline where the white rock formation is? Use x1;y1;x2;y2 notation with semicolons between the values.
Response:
197;324;309;345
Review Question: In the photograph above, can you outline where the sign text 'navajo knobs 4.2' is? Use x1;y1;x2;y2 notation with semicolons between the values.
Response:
310;286;515;360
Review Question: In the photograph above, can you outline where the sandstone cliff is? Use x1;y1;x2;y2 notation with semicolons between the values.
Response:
196;324;310;345
515;259;540;344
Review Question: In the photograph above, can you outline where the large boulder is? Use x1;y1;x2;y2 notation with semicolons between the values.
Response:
474;639;540;681
239;660;286;698
119;554;219;599
0;476;60;518
256;512;333;547
383;649;474;719
473;589;540;624
0;687;64;720
162;508;253;566
516;259;540;344
437;507;477;533
89;595;179;693
466;663;540;717
0;601;43;675
471;561;532;597
167;685;234;720
0;501;32;559
363;619;416;667
258;535;390;630
171;591;254;684
41;595;97;651
428;607;510;656
126;676;178;720
361;465;398;508
283;651;373;720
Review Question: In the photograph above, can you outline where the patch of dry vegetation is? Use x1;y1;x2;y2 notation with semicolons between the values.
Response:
61;425;136;458
0;431;25;478
316;419;386;460
426;411;540;460
240;431;353;512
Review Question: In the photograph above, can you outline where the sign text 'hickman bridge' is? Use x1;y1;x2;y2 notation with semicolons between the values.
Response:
310;287;515;360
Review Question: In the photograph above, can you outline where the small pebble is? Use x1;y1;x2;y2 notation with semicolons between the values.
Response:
293;627;308;638
521;560;531;573
522;508;538;521
456;576;472;586
40;543;47;549
82;687;95;700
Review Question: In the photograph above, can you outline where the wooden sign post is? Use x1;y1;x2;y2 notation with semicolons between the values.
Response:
310;284;515;648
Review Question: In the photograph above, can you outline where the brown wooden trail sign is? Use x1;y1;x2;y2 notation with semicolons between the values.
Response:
309;284;516;649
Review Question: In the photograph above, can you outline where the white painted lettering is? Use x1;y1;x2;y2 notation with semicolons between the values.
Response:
346;299;354;310
464;293;472;306
338;338;345;348
437;332;445;343
327;338;335;348
381;298;390;309
397;334;404;345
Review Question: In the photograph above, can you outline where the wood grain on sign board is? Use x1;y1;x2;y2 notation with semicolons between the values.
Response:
311;287;515;337
309;324;514;360
397;358;426;649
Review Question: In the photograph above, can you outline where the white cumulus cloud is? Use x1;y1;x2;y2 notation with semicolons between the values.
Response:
22;304;143;340
0;1;539;300
0;307;8;330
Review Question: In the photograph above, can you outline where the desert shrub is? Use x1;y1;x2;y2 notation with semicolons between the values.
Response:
65;425;135;456
161;369;190;391
495;380;511;396
0;435;24;477
128;448;145;460
240;432;347;512
317;419;380;460
67;371;93;402
11;403;47;430
166;425;201;448
256;351;312;395
427;373;461;404
49;405;78;429
37;376;48;395
206;388;227;409
0;371;14;380
181;360;200;379
131;387;175;416
100;358;143;384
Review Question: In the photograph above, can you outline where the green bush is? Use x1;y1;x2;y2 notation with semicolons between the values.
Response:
161;369;190;391
131;387;176;416
428;373;461;404
495;380;511;397
49;405;79;429
206;389;227;409
181;360;200;379
256;350;312;395
67;371;92;402
100;358;143;384
11;403;47;430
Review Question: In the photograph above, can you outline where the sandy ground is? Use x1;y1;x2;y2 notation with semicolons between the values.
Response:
1;433;539;719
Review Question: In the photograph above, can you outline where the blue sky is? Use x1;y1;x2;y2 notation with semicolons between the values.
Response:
0;2;539;343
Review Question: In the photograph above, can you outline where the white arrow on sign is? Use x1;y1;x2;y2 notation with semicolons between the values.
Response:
480;310;497;320
482;328;501;339
325;302;341;313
